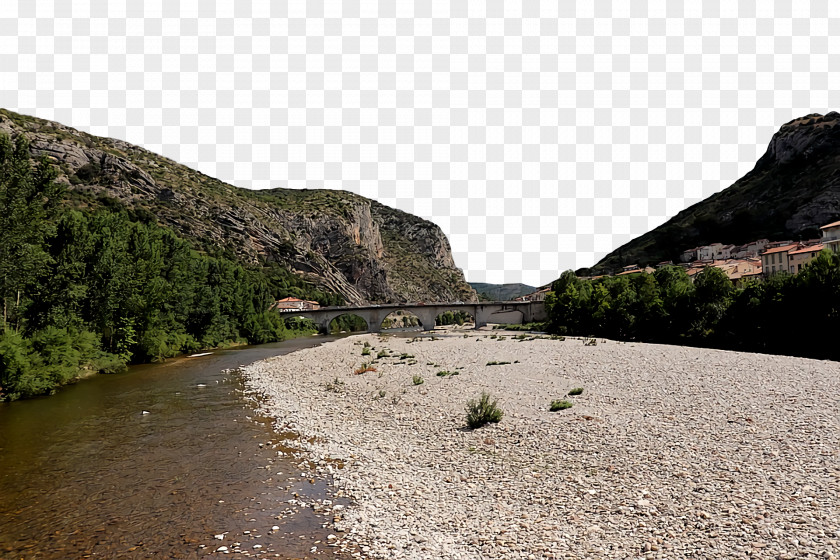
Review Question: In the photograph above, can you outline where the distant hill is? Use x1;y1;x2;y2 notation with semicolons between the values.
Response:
469;282;536;301
579;112;840;276
0;109;476;305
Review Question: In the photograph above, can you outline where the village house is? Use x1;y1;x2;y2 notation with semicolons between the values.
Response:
760;243;801;276
695;243;736;261
680;247;699;262
715;258;762;285
517;287;552;302
730;239;769;259
788;244;825;273
272;297;320;312
821;220;840;253
764;240;794;250
617;265;655;276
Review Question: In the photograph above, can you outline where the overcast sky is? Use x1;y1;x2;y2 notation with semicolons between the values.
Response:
3;1;838;286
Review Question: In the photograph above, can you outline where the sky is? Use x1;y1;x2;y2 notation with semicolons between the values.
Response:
2;1;839;286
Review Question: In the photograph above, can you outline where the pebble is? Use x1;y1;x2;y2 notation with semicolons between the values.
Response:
243;332;840;559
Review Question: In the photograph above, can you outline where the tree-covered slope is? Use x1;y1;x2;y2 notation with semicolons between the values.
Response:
0;133;324;400
581;112;840;275
0;109;476;305
468;282;537;301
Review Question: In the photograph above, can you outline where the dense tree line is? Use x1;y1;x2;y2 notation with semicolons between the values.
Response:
435;310;473;326
546;257;840;361
330;314;368;333
0;135;336;400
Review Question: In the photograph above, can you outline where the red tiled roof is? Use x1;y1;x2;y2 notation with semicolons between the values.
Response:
820;220;840;229
760;244;799;255
789;244;824;255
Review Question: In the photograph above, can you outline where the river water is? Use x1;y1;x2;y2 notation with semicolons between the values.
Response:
0;336;349;560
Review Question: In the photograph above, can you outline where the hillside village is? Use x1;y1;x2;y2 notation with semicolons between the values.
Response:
582;219;840;286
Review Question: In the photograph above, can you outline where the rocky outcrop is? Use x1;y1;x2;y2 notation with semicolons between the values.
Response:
0;109;476;305
581;112;840;276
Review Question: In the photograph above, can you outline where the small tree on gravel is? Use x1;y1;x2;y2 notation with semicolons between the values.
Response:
465;392;503;429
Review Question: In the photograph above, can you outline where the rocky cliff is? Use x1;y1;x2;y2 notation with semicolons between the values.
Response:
581;112;840;275
0;109;476;305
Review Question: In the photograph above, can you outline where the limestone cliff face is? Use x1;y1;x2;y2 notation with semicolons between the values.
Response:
0;109;476;305
582;112;840;275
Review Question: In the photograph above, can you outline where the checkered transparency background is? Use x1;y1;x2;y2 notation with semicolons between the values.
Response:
2;1;838;286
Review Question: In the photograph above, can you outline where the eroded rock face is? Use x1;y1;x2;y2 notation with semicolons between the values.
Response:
0;109;477;305
761;112;840;166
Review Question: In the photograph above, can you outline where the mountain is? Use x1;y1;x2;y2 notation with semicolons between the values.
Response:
0;109;476;305
469;282;536;301
581;112;840;276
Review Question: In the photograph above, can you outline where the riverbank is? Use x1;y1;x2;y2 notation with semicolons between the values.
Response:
243;330;840;559
0;336;346;559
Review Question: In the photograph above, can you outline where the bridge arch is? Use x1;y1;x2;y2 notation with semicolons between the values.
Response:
434;308;475;328
380;309;424;331
328;313;369;334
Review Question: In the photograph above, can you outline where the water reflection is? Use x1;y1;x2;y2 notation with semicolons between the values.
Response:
0;337;348;559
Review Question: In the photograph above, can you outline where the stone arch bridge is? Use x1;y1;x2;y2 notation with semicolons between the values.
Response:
288;301;547;333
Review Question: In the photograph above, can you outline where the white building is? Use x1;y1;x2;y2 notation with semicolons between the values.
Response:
697;243;733;261
821;220;840;253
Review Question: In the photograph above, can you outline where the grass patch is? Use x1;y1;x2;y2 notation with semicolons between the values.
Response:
567;387;584;396
492;322;548;332
412;374;424;385
436;370;459;377
361;347;371;356
466;392;504;428
377;349;389;358
549;399;573;411
486;361;511;366
324;377;345;393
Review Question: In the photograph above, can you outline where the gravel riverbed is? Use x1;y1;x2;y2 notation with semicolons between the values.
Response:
242;330;840;560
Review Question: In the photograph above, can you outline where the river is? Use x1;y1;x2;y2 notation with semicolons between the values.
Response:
0;335;350;559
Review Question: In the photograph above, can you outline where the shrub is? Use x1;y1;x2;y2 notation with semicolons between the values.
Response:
486;361;511;366
436;370;458;377
568;387;584;396
399;353;414;360
377;349;389;358
465;392;503;428
584;338;597;346
550;399;573;411
361;347;371;356
324;377;345;392
412;374;424;385
354;363;376;375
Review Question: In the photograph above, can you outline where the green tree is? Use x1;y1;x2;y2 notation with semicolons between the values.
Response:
0;134;64;331
688;266;733;339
